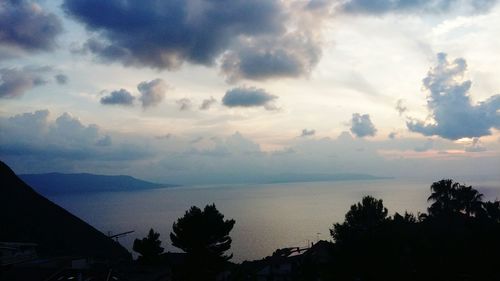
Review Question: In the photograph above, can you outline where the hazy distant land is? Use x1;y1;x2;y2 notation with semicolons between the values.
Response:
19;173;178;195
19;172;387;195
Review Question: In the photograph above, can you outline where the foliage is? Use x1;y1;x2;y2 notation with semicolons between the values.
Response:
330;196;388;243
133;228;164;265
427;179;484;217
170;204;235;280
323;179;500;281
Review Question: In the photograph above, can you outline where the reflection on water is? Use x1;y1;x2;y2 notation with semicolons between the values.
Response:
48;178;500;262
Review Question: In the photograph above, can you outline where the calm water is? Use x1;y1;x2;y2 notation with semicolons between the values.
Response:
47;179;500;262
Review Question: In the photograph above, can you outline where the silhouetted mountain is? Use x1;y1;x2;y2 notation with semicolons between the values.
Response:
0;161;131;259
19;172;178;195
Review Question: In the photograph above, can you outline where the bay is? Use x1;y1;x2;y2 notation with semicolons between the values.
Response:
47;178;500;262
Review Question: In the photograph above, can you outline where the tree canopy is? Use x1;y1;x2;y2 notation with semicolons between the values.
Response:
132;228;164;265
170;204;235;280
427;179;484;217
330;195;388;243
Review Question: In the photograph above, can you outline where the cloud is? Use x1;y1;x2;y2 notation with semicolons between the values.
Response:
190;136;204;144
0;0;62;53
350;113;377;137
100;89;135;106
338;0;498;14
63;0;285;69
63;0;326;81
300;129;316;137
55;74;68;85
221;31;322;82
3;110;499;183
96;135;112;146
0;67;47;98
388;132;397;139
155;133;172;140
414;138;434;152
407;53;500;140
395;99;407;116
0;110;151;164
176;98;192;111
222;86;278;110
465;137;486;152
138;79;167;108
52;112;99;143
200;97;217;110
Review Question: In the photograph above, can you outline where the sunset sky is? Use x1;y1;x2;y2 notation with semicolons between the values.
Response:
1;0;499;184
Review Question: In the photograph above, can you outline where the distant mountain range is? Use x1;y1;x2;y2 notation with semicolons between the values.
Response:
0;161;130;259
19;173;178;195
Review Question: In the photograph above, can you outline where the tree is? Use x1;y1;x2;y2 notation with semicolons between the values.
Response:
170;204;235;280
133;228;164;265
427;179;484;217
330;196;388;243
481;200;500;223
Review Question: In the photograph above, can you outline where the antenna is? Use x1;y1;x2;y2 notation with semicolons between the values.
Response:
108;230;135;242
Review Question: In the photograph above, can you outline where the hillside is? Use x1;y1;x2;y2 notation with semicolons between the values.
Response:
19;172;177;195
0;161;131;259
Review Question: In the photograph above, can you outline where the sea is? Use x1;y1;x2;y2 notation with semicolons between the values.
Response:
46;178;500;262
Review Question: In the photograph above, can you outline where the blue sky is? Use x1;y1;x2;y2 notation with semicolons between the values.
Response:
1;0;499;184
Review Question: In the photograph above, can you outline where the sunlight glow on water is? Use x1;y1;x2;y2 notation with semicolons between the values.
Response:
48;179;500;262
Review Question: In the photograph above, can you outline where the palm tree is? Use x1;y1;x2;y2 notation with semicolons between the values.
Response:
454;185;483;217
482;200;500;223
428;179;484;217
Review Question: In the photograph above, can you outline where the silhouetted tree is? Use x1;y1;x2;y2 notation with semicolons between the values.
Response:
170;204;235;281
133;228;164;265
428;179;484;217
481;200;500;223
330;196;388;243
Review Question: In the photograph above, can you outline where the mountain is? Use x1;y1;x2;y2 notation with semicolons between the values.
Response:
0;161;131;259
19;172;177;195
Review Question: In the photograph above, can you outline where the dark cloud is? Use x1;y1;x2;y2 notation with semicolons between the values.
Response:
300;129;316;137
63;0;325;81
200;97;217;110
0;0;62;53
0;67;47;98
350;113;377;137
138;79;167;108
388;132;397;139
222;86;278;110
339;0;498;14
55;74;68;85
407;53;500;140
221;32;321;82
100;89;135;106
63;0;285;69
176;98;192;111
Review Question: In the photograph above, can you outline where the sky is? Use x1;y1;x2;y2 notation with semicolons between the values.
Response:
1;0;499;184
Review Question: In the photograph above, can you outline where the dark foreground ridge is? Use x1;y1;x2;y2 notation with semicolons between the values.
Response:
19;172;178;195
0;161;130;259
